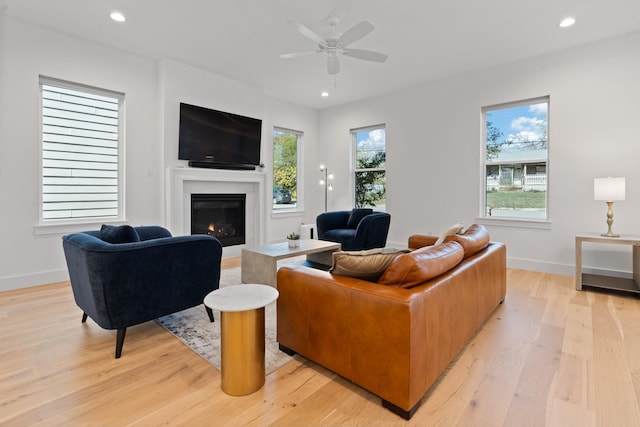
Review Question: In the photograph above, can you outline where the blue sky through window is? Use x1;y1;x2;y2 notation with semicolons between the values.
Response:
487;102;548;145
355;127;386;150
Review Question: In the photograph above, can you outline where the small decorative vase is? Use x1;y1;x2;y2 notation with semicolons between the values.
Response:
288;239;300;248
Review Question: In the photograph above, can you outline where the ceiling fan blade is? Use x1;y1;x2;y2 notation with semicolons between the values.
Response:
327;55;340;75
338;20;374;46
280;50;321;59
288;19;326;46
343;48;388;63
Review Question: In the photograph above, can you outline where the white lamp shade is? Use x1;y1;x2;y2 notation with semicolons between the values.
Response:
594;177;626;201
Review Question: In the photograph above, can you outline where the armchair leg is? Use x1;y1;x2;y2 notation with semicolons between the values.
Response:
81;312;88;323
115;328;127;359
206;306;215;322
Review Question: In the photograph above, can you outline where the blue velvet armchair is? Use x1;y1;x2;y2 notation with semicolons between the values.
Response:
316;208;391;251
62;225;222;358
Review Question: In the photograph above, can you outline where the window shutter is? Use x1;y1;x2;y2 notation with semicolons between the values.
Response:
41;81;122;220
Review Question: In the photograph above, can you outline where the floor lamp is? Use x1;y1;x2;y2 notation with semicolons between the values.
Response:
319;165;333;212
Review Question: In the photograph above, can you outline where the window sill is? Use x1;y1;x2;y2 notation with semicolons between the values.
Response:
34;218;126;236
476;216;552;230
271;208;305;219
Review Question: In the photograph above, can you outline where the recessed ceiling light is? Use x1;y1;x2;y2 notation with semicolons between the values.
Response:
110;11;126;22
321;91;329;97
559;17;575;28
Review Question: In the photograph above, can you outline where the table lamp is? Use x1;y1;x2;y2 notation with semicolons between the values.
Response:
594;177;625;237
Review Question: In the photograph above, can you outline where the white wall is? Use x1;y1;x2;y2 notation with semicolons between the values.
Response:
0;15;161;290
319;31;640;276
0;16;319;291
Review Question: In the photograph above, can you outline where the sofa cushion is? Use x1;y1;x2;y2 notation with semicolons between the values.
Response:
444;224;490;258
378;241;464;288
330;248;410;282
100;224;141;244
346;208;373;229
434;222;464;245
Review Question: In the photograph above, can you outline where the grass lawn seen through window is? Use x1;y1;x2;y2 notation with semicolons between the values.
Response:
487;191;546;209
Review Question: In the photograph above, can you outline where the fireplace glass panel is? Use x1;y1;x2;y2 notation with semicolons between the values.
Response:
191;193;246;247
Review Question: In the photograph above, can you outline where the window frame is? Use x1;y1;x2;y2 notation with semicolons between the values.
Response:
37;76;125;231
479;96;550;228
272;126;303;214
351;124;387;211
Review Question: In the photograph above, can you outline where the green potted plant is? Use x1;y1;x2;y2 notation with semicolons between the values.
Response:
287;232;300;248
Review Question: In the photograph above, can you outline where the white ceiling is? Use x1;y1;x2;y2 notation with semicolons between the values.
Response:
2;0;640;110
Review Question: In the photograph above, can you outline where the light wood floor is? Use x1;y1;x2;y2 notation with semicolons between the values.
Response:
2;265;640;426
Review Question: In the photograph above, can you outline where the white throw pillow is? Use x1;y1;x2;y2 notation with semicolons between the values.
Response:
434;223;464;246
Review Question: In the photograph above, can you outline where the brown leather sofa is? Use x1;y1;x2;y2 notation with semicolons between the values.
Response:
276;225;506;419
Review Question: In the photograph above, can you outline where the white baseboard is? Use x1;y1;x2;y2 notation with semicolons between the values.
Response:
507;257;574;276
0;269;69;292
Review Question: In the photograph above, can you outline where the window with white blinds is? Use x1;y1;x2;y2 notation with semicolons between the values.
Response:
40;77;124;221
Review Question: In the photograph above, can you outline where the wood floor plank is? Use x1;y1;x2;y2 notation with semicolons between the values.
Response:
503;323;565;426
610;296;640;406
3;267;640;425
592;334;640;425
549;397;596;427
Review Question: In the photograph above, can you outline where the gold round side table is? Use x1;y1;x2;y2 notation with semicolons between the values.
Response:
204;284;279;396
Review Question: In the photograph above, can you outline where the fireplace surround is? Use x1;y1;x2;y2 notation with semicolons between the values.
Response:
167;167;266;256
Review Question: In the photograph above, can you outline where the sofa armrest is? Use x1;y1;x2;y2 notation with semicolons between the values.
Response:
408;234;438;249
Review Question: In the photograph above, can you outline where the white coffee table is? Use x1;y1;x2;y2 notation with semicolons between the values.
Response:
241;239;341;286
204;284;279;396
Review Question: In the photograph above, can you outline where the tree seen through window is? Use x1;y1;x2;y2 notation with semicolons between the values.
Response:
353;126;386;210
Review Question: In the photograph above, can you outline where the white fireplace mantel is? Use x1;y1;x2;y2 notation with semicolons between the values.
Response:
166;166;267;253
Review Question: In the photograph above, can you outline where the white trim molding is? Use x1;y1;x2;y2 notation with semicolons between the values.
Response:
166;166;267;257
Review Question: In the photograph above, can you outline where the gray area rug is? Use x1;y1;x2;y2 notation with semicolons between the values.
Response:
157;268;292;375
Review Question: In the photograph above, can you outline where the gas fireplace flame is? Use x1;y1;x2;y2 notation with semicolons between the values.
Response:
207;222;233;238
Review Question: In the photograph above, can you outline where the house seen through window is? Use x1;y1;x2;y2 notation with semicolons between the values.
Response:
40;77;124;222
352;125;386;211
482;97;549;220
272;127;301;210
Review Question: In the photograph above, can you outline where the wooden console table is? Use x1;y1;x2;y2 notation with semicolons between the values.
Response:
575;233;640;295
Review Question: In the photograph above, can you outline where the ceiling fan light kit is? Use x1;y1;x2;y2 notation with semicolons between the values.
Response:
281;14;387;75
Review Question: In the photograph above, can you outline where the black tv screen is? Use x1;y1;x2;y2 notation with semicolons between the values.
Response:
178;103;262;167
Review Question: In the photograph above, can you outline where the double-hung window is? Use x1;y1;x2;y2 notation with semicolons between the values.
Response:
40;77;124;222
482;97;549;221
352;125;386;210
272;127;301;211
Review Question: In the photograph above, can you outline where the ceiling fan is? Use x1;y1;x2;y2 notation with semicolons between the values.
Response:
280;14;388;75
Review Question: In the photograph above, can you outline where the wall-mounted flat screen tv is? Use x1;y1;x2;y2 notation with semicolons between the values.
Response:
178;102;262;169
